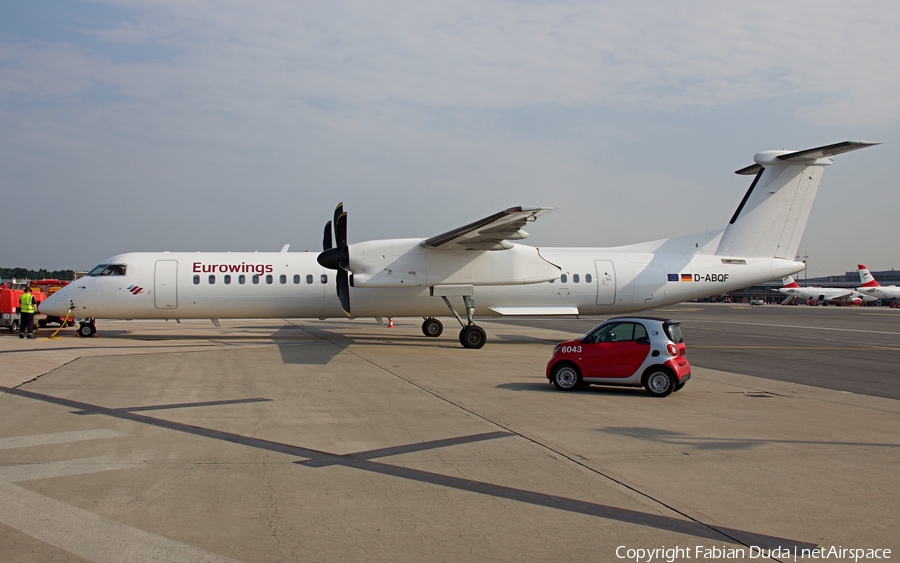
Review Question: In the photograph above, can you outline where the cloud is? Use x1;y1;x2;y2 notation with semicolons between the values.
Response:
0;0;897;273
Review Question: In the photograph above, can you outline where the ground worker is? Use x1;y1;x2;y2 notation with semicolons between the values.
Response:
18;287;37;339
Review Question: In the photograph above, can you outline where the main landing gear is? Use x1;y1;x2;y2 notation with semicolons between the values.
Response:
77;319;97;338
439;295;486;349
421;317;443;338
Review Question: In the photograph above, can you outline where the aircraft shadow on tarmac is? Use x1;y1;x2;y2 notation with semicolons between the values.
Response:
600;426;900;451
271;323;564;366
1;384;820;553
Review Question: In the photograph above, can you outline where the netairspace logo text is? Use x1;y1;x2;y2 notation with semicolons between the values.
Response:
615;545;891;562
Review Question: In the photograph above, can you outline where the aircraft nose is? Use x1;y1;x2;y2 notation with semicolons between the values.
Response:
39;289;68;316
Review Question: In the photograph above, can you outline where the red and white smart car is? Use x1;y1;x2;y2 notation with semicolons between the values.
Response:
546;317;691;397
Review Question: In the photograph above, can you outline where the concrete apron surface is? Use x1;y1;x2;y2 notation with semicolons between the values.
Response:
0;319;897;562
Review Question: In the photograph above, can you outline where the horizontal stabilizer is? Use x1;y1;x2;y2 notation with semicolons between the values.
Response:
736;141;879;175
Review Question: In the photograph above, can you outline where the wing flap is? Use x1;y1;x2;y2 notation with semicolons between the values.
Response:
422;206;554;251
488;306;580;315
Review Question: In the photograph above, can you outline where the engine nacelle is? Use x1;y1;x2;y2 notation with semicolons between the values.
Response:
349;239;560;288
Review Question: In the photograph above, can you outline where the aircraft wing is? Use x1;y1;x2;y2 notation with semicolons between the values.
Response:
421;206;554;251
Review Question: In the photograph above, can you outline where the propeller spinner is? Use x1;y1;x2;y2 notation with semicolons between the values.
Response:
317;203;351;316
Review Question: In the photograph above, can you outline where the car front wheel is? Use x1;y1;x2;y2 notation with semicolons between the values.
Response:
643;367;675;397
551;364;581;391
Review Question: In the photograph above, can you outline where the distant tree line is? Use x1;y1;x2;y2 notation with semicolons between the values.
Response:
1;268;76;281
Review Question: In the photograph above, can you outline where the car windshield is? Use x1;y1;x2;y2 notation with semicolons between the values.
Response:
664;322;684;343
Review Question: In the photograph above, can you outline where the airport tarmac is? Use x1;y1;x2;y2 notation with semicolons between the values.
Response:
1;305;898;562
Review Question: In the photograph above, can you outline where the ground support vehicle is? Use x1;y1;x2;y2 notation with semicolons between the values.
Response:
0;283;49;333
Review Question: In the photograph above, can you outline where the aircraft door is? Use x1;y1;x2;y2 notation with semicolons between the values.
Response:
594;260;616;305
154;260;178;309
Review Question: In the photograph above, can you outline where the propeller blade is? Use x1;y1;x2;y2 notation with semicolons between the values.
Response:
337;270;351;316
323;221;333;251
335;211;348;250
333;202;344;239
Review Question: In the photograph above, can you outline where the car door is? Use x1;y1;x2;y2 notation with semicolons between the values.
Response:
580;321;651;378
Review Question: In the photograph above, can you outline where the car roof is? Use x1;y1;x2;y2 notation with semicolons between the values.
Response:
605;316;679;324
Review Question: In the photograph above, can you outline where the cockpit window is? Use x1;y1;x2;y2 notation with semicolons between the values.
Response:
87;264;126;276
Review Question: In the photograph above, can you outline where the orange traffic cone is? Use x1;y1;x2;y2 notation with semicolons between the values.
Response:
387;318;394;328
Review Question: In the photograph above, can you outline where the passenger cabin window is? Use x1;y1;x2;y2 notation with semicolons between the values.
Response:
280;274;287;284
573;274;580;283
585;273;592;283
293;274;301;284
320;274;328;284
239;274;246;284
307;275;313;284
193;275;200;285
266;274;273;284
252;275;260;284
88;264;127;276
560;274;568;283
224;275;231;285
208;275;215;284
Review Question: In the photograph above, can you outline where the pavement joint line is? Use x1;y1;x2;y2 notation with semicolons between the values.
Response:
684;319;900;335
296;332;817;553
690;345;900;350
0;384;815;551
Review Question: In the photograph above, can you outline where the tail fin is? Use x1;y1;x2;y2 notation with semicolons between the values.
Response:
782;276;800;288
715;141;878;258
858;264;880;287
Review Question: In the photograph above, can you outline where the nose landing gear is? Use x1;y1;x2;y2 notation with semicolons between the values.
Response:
76;319;97;338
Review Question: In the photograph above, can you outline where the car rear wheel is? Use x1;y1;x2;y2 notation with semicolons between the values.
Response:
643;367;675;397
551;364;581;391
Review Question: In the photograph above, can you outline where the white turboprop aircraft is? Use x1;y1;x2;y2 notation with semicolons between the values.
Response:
41;141;877;348
775;275;869;306
856;264;900;300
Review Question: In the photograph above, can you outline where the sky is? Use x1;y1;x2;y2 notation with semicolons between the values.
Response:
1;1;898;277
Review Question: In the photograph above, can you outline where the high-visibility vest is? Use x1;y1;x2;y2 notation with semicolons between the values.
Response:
19;293;36;314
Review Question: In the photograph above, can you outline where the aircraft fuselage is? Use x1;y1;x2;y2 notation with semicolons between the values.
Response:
42;247;804;321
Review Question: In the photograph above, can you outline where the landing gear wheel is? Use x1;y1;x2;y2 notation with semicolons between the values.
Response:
77;322;96;338
551;364;581;391
643;368;675;397
9;320;18;333
459;325;486;349
422;318;443;338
